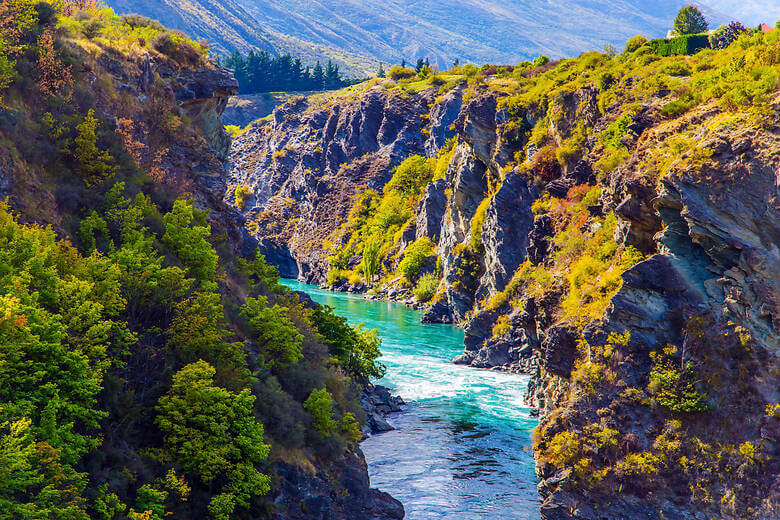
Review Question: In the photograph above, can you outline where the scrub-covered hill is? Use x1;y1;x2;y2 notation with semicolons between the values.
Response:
0;2;401;519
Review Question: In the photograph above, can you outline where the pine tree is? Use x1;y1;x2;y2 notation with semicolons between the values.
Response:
415;58;424;72
324;59;341;89
312;61;324;89
377;62;385;78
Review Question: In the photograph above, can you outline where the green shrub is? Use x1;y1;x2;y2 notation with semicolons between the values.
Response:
152;31;204;67
387;66;416;81
386;155;434;200
660;61;691;76
624;35;648;53
492;315;511;337
413;273;439;302
304;388;337;435
647;34;710;56
660;97;696;118
74;109;117;186
361;235;382;282
648;346;712;413
120;13;165;31
311;306;386;381
162;200;219;282
155;361;270;506
532;55;550;67
241;296;303;368
398;237;435;282
234;185;252;209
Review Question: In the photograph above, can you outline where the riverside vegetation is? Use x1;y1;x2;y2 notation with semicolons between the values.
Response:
0;2;403;519
230;8;780;520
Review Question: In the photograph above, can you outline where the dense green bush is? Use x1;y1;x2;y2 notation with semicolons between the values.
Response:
152;31;204;67
647;34;710;56
413;273;439;302
304;388;337;435
312;305;386;381
398;237;435;282
624;35;648;54
533;55;550;67
387;66;416;81
155;360;271;516
242;296;304;368
648;347;711;413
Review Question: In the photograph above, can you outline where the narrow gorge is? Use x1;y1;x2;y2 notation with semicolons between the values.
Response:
228;38;779;519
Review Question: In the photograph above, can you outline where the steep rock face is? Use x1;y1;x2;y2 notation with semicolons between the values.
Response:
229;86;440;282
533;109;779;519
415;178;447;241
273;449;404;520
477;170;536;300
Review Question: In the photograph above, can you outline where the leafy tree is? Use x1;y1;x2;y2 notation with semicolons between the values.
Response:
167;292;246;381
339;413;362;444
674;5;708;35
361;235;381;283
532;55;550;67
648;346;711;413
241;296;303;368
74;109;117;185
385;155;434;199
0;418;89;519
311;306;385;381
155;361;270;517
240;249;284;294
162;199;218;282
303;388;336;435
129;485;167;520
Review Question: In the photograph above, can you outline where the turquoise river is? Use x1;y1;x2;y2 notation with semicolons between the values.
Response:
284;280;541;520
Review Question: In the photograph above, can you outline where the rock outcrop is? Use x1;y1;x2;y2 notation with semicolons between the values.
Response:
229;86;445;281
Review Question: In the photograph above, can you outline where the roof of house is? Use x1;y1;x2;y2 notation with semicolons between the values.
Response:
759;23;774;33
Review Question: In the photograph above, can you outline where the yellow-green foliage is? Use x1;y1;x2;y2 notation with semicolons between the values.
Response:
234;185;252;209
433;137;457;180
647;345;711;412
326;155;440;282
413;273;439;302
469;196;491;251
492;315;512;337
398;237;435;282
56;7;207;67
385;155;436;203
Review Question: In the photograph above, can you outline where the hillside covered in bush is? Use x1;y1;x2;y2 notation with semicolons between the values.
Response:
0;2;401;519
230;17;780;520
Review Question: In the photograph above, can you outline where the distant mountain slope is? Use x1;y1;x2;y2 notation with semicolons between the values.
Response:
106;0;730;75
107;0;276;53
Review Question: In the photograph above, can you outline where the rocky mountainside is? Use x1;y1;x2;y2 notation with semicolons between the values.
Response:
229;30;779;519
106;0;731;73
0;4;400;519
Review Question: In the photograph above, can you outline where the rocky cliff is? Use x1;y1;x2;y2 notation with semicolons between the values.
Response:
230;33;779;519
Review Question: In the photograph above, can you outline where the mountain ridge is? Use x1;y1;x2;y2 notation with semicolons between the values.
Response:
106;0;732;75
